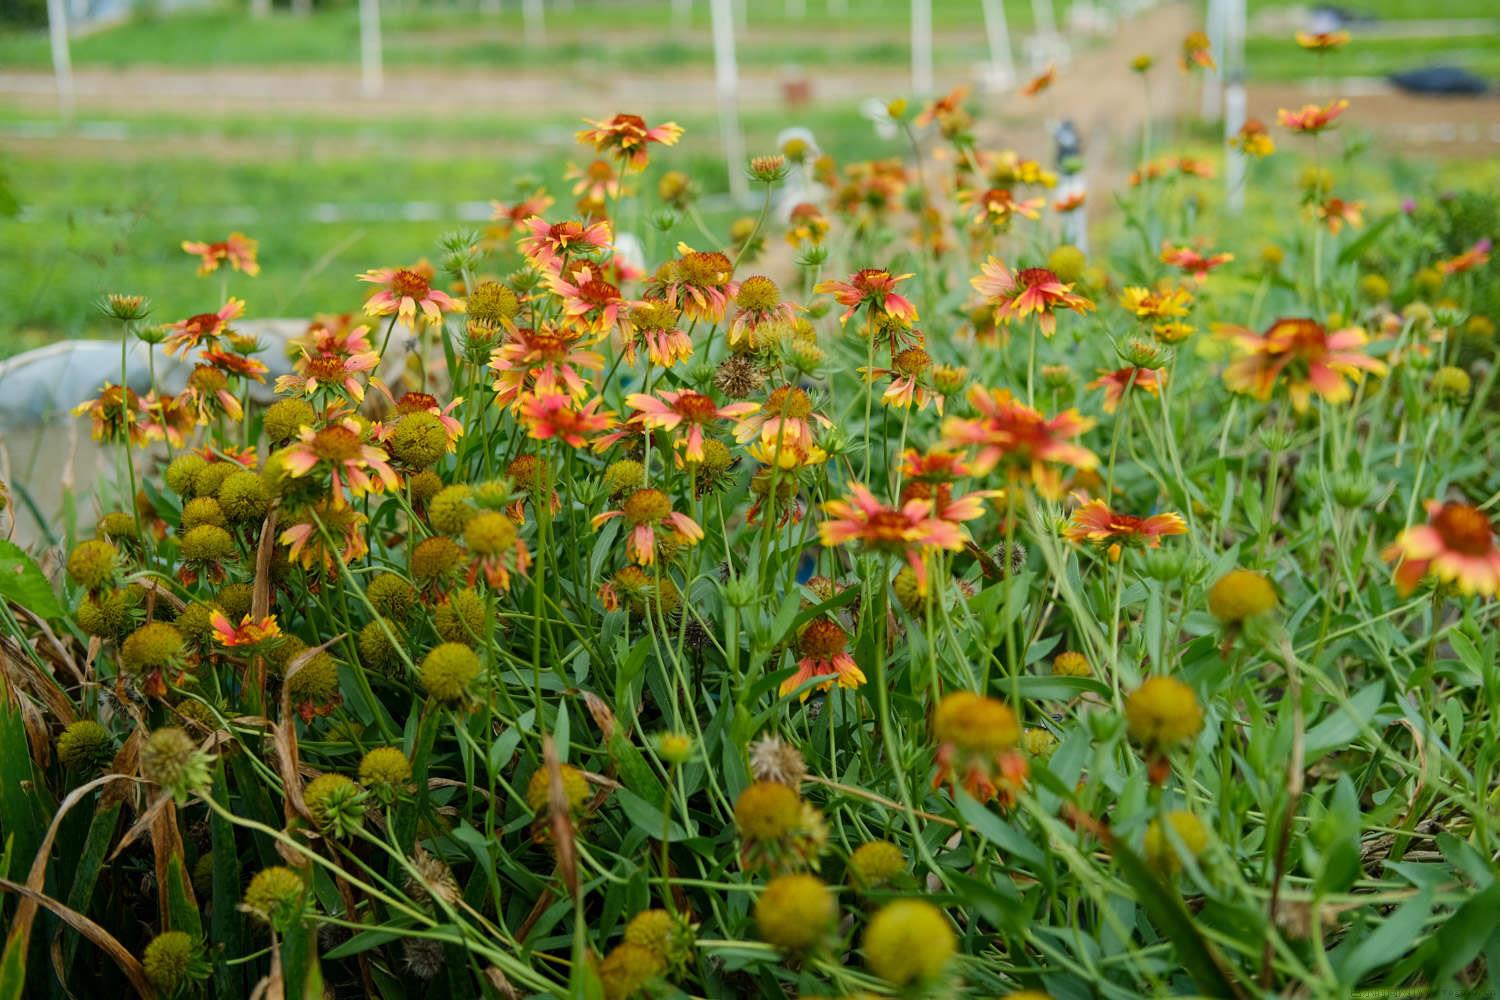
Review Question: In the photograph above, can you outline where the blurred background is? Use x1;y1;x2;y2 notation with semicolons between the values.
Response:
0;0;1496;358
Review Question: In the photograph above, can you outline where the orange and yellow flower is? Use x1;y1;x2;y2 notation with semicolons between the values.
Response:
1385;500;1500;597
1437;239;1491;276
1180;31;1214;71
1088;366;1164;413
282;417;399;501
164;298;245;356
649;246;739;324
1278;99;1349;134
1160;243;1233;283
592;487;703;566
519;217;612;274
547;263;625;335
818;483;964;595
279;499;370;572
1065;499;1186;560
940;386;1097;497
971;258;1093;337
1222;317;1386;411
518;392;616;448
782;617;865;700
621;301;695;368
1020;65;1055;97
73;383;145;446
489;324;605;409
277;340;381;403
210;611;282;647
626;389;759;463
816;268;918;327
963;187;1046;230
182;232;260;277
1314;196;1364;234
1296;30;1350;51
576;113;683;172
785;202;830;248
732;385;830;456
359;267;465;328
1231;118;1276;158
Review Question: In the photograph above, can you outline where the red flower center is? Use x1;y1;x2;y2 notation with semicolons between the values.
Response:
185;312;223;334
397;391;438;414
390;269;430;299
1432;503;1494;556
304;355;345;381
673;392;720;423
862;509;914;544
577;278;620;306
798;618;848;659
1017;267;1060;288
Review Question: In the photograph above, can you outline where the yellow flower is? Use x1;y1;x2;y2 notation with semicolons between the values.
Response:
1125;677;1204;751
755;874;835;952
1207;569;1277;623
1143;810;1210;875
862;900;955;987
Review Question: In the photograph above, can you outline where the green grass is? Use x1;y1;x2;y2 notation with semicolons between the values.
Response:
0;104;904;355
0;1;1031;70
1247;0;1500;17
1247;31;1500;82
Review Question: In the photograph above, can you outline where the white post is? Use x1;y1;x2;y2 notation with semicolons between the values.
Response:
1201;0;1226;118
829;0;846;14
710;0;750;205
1224;0;1247;214
523;0;545;48
359;0;383;99
1031;0;1057;37
980;0;1016;92
787;0;805;16
911;0;933;99
672;0;690;30
250;0;271;19
46;0;74;121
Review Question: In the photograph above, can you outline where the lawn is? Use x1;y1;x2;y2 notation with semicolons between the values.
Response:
0;0;1038;70
0;105;903;354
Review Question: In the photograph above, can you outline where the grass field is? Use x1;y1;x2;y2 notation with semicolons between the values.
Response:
3;0;1498;355
0;105;903;355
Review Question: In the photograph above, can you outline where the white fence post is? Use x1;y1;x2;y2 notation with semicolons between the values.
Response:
46;0;74;122
980;0;1016;92
523;0;545;48
911;0;933;99
710;0;750;205
359;0;384;99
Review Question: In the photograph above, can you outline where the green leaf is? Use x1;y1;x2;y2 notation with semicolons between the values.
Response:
1111;837;1248;998
1336;213;1395;267
1015;675;1111;702
1305;682;1385;760
1338;889;1433;985
163;854;203;938
1424;879;1500;983
0;540;62;620
953;790;1044;867
612;787;692;841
